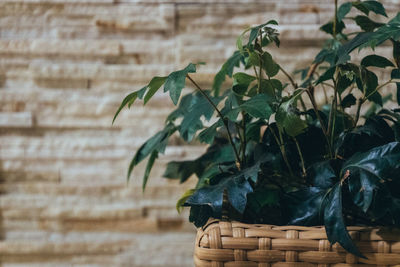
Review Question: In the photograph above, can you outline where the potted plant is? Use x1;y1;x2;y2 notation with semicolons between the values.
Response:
113;0;400;265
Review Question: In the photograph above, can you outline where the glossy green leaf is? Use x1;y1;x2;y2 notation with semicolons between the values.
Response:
324;184;364;258
353;1;387;17
185;171;254;215
286;187;325;226
308;160;338;189
361;55;394;68
143;76;167;104
239;94;273;120
343;142;400;212
337;2;352;22
164;63;196;105
354;15;384;32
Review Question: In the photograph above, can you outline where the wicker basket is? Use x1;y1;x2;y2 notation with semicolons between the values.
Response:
194;219;400;266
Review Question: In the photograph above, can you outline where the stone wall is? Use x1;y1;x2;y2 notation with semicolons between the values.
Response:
0;1;399;266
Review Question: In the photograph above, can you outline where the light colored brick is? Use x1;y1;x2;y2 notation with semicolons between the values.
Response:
0;112;33;127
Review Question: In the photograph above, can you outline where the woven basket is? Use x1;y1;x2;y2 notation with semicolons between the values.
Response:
194;219;400;266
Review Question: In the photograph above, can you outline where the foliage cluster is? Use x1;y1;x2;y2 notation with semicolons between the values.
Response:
114;0;400;256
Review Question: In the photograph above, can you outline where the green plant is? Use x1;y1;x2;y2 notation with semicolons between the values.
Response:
113;0;400;257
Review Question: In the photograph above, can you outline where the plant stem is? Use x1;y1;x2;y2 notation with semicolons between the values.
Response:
354;79;393;125
333;0;338;39
327;75;338;154
293;137;306;178
186;74;241;166
354;98;364;125
241;112;247;164
279;65;297;89
269;126;294;177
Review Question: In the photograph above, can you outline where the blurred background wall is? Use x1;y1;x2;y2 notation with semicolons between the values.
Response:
0;0;399;266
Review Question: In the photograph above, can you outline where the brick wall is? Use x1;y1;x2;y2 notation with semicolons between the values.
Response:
0;1;399;266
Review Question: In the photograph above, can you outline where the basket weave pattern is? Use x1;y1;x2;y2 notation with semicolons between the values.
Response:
194;219;400;266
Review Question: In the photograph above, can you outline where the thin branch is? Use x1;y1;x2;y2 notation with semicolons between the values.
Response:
279;65;297;89
293;137;306;178
186;74;241;166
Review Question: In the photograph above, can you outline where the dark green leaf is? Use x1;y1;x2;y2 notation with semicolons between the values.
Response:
315;67;336;85
354;15;384;32
324;184;364;258
337;32;373;64
338;2;352;22
189;205;213;227
343;142;400;212
185;170;254;215
143;76;167;104
113;91;139;124
198;120;223;144
361;55;394;68
240;94;273;120
128;123;176;181
164;63;196;105
393;40;400;68
286;187;325;225
262;51;279;77
213;51;243;96
320;20;345;35
142;151;158;191
308;160;338;189
113;87;147;124
341;94;357;108
163;160;202;183
179;92;221;142
353;1;387;17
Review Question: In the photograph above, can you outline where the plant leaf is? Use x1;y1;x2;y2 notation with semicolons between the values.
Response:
308;160;338;189
324;184;364;258
198;120;223;144
142;151;158;191
342;142;400;212
213;51;243;96
262;51;279;77
337;32;373;64
128;123;176;181
239;94;273;120
164;63;196;105
176;189;196;213
354;15;384;32
185;171;253;215
276;89;308;137
315;67;336;85
338;2;352;22
361;55;394;68
112;86;147;124
353;1;387;17
341;94;357;108
143;76;167;104
286;187;325;226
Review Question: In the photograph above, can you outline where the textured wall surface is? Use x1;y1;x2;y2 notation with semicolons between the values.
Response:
0;0;399;266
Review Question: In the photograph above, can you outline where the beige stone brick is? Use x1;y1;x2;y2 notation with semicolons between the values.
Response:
0;112;33;127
